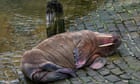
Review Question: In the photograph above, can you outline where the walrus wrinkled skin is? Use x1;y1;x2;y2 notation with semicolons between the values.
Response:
21;30;121;83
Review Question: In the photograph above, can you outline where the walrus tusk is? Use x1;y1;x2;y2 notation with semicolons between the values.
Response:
99;43;114;47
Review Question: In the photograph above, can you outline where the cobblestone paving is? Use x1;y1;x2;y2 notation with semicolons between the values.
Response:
0;0;140;84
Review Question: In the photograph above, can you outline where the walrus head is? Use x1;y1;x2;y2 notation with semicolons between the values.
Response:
95;32;121;55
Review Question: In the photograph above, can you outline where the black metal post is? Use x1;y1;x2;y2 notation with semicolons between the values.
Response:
46;0;65;37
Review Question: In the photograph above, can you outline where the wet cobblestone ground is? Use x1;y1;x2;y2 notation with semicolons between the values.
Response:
0;0;140;84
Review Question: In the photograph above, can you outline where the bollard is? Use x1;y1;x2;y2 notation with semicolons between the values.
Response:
46;0;65;37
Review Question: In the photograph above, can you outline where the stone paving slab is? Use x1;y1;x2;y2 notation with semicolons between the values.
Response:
0;0;140;84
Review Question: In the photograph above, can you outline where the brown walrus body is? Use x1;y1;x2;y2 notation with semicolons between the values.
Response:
21;30;121;83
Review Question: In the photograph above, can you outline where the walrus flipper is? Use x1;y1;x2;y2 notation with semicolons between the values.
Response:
31;69;69;83
73;48;80;65
40;62;76;76
90;57;107;69
73;48;86;69
31;62;76;82
40;62;63;71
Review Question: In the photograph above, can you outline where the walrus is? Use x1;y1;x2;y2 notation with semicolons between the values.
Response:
21;30;121;83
